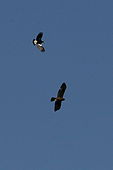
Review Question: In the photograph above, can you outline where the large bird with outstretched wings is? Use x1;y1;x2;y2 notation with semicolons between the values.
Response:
51;82;67;111
32;32;45;52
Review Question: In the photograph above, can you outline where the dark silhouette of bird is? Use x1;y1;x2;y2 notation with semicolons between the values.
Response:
32;32;45;52
51;82;67;111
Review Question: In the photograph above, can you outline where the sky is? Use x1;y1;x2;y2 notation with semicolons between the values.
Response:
0;0;112;170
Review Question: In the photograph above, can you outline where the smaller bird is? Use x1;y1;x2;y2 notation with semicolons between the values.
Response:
32;32;45;52
51;82;67;111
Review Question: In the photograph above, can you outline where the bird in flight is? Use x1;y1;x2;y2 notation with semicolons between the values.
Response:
51;82;67;111
32;32;45;52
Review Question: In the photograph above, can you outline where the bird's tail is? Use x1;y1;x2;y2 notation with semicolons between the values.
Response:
51;97;56;102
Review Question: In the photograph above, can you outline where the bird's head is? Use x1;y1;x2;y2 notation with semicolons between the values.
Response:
32;39;37;45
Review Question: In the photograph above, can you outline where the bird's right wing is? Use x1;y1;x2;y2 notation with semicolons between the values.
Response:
57;83;67;98
36;32;43;41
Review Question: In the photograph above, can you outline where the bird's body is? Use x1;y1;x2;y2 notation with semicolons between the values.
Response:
32;32;45;52
51;82;67;111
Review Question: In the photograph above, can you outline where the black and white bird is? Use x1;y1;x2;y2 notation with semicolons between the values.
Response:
32;32;45;52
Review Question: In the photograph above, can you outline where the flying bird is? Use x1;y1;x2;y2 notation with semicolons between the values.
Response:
32;32;45;52
51;82;67;111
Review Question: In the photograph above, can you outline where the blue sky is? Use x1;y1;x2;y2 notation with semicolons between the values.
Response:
0;0;112;170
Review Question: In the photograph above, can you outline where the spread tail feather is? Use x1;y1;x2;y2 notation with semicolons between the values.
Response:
51;97;56;102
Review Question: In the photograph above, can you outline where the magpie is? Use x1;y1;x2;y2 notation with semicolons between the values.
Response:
32;32;45;52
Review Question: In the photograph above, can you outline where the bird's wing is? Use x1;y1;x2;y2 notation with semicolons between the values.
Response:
57;82;67;98
54;100;61;111
36;32;43;41
37;44;45;52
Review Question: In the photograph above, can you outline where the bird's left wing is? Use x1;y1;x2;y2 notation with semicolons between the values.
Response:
57;83;67;98
54;100;61;111
37;44;45;52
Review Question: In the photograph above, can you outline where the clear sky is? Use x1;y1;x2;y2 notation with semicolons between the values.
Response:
0;0;112;170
